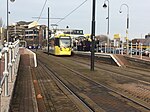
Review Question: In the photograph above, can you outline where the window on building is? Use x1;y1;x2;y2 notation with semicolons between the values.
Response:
25;31;28;34
29;31;33;34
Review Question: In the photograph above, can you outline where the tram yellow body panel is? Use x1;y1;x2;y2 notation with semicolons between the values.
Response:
54;46;71;55
48;34;72;56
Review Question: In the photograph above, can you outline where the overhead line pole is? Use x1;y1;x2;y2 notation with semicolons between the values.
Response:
91;0;96;71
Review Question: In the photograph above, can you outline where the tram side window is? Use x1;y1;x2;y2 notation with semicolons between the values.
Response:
54;38;59;46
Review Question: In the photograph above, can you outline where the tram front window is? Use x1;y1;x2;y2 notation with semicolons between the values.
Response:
59;37;71;47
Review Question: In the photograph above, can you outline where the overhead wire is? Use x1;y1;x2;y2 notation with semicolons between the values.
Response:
56;0;88;24
37;0;48;22
36;0;88;25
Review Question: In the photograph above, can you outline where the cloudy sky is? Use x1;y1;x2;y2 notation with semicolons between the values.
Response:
0;0;150;39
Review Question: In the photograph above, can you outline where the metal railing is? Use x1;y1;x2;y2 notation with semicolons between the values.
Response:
0;39;20;96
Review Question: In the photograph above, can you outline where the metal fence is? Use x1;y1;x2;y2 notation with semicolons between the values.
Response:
0;40;20;96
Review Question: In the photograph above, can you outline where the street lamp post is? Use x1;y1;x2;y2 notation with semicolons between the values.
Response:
103;0;110;50
7;0;9;42
7;0;15;42
119;4;129;55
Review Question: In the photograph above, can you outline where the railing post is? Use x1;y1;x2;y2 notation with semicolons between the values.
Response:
3;43;9;96
11;43;15;76
8;42;13;82
130;42;132;57
110;42;111;54
140;43;142;59
0;52;2;95
101;43;102;53
96;44;98;52
13;40;20;76
121;41;123;55
15;41;19;75
105;43;107;53
136;42;137;55
0;40;20;97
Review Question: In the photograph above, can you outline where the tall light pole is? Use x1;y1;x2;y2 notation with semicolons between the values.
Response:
7;0;15;42
119;4;129;55
91;0;96;71
103;0;110;49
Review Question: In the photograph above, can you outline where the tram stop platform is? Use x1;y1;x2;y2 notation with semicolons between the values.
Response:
73;51;150;68
1;48;38;112
1;49;150;112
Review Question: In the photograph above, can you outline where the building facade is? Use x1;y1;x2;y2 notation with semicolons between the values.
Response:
8;21;48;48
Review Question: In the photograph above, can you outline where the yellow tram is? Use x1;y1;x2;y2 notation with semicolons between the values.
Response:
48;34;72;55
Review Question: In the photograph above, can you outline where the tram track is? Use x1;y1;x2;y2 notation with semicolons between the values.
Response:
125;65;150;75
48;57;150;110
40;60;94;112
35;51;150;111
66;56;150;84
34;59;94;112
63;56;150;109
